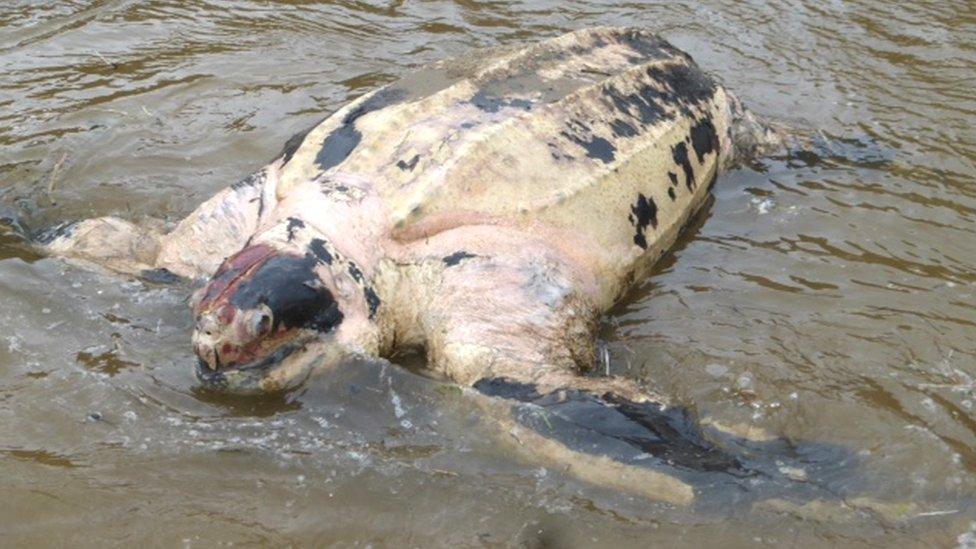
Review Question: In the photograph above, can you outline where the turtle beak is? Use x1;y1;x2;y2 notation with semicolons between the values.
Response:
192;312;222;371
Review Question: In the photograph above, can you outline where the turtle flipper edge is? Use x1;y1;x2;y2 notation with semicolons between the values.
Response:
29;165;279;280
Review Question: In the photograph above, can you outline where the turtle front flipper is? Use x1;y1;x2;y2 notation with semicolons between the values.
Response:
32;164;280;280
38;216;165;277
466;382;698;506
472;374;746;471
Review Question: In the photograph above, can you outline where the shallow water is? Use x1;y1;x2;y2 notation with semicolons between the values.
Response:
1;0;975;546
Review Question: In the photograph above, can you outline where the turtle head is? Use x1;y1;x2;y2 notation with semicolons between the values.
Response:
724;92;788;169
189;243;344;393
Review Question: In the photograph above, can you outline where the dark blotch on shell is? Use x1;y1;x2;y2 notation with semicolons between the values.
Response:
604;84;668;127
646;64;716;117
672;141;695;190
690;117;719;163
629;193;657;249
315;88;407;172
609;118;638;138
278;121;320;165
561;131;616;164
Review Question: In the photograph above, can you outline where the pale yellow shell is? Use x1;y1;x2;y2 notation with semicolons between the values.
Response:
279;27;736;305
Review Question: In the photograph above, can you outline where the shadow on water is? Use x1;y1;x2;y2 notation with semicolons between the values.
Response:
189;385;304;417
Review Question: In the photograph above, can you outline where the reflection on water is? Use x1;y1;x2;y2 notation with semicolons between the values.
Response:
1;0;975;545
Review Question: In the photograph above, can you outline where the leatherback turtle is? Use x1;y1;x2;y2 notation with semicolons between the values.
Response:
37;27;791;501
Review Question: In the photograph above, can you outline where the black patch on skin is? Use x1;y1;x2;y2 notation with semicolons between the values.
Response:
396;154;420;171
672;141;695;190
278;121;320;165
476;378;744;473
668;171;678;187
690;117;719;163
34;221;76;244
470;90;534;113
667;187;676;201
364;287;380;318
628;193;657;249
442;251;478;266
140;267;181;284
316;88;407;172
247;189;267;223
345;261;379;318
228;254;343;333
347;262;364;282
308;238;333;265
561;131;616;164
286;217;304;241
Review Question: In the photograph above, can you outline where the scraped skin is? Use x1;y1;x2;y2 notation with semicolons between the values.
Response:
38;27;789;501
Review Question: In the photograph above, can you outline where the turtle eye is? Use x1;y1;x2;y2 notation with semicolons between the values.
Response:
248;308;273;338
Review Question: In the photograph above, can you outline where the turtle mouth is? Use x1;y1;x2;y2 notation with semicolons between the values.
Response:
195;341;305;392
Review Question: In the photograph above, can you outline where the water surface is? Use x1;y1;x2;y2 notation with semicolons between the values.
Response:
1;1;975;546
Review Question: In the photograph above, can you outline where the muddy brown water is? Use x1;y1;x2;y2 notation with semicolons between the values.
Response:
1;1;975;546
